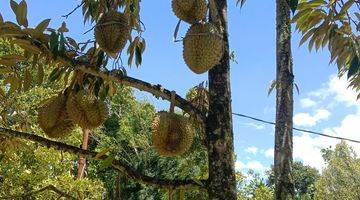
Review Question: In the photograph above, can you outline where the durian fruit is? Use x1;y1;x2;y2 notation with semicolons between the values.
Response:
94;11;130;58
38;95;75;138
66;91;108;129
183;22;224;74
152;111;194;157
172;0;207;24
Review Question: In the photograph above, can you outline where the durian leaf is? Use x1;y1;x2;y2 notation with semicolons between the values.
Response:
173;19;181;42
95;148;111;159
48;68;60;82
98;156;114;170
10;0;19;17
348;56;359;79
294;82;300;95
289;0;299;14
16;0;28;27
268;79;277;96
49;31;59;54
35;19;51;33
135;46;142;67
0;12;3;24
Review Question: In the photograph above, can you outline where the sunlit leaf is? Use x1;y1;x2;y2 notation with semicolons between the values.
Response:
35;19;51;33
58;21;69;33
0;12;3;24
95;148;111;159
17;0;28;27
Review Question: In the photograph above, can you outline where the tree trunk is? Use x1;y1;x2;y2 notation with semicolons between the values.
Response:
206;0;236;199
274;0;295;199
77;129;90;179
115;172;122;199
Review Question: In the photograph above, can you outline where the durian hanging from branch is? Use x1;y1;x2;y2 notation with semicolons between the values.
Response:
171;0;224;74
66;90;108;130
152;92;194;157
94;11;131;58
172;0;208;24
38;94;75;138
183;22;224;74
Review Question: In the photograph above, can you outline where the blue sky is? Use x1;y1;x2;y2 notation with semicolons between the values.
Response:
1;0;359;172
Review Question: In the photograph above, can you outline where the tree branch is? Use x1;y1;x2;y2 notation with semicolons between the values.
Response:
11;35;206;123
0;184;77;200
62;0;85;19
78;66;206;122
0;127;205;189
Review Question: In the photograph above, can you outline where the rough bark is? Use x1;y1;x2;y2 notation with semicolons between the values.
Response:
206;0;237;199
115;172;122;200
274;0;295;199
77;129;90;179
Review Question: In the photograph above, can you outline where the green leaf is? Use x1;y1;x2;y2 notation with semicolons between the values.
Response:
173;19;181;42
95;148;111;159
268;80;277;96
289;0;299;14
17;0;28;27
294;83;300;95
348;56;359;79
135;46;142;66
49;31;59;54
35;19;51;33
48;68;61;82
10;0;19;17
59;33;66;54
98;156;114;170
236;0;246;8
0;12;3;24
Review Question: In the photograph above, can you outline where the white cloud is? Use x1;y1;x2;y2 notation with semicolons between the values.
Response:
293;75;360;170
293;109;331;127
300;98;317;108
244;122;265;130
235;160;266;171
265;148;274;158
309;75;360;107
328;75;360;107
245;146;258;155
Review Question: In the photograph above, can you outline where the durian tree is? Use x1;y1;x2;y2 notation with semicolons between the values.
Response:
274;0;296;199
0;0;236;199
293;0;360;98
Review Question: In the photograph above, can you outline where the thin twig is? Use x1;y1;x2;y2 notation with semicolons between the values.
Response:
62;0;85;19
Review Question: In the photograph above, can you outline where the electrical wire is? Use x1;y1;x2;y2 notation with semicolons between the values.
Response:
232;112;360;144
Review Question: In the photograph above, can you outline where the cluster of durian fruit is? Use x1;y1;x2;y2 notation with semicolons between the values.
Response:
81;7;201;157
38;91;108;138
172;0;224;74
